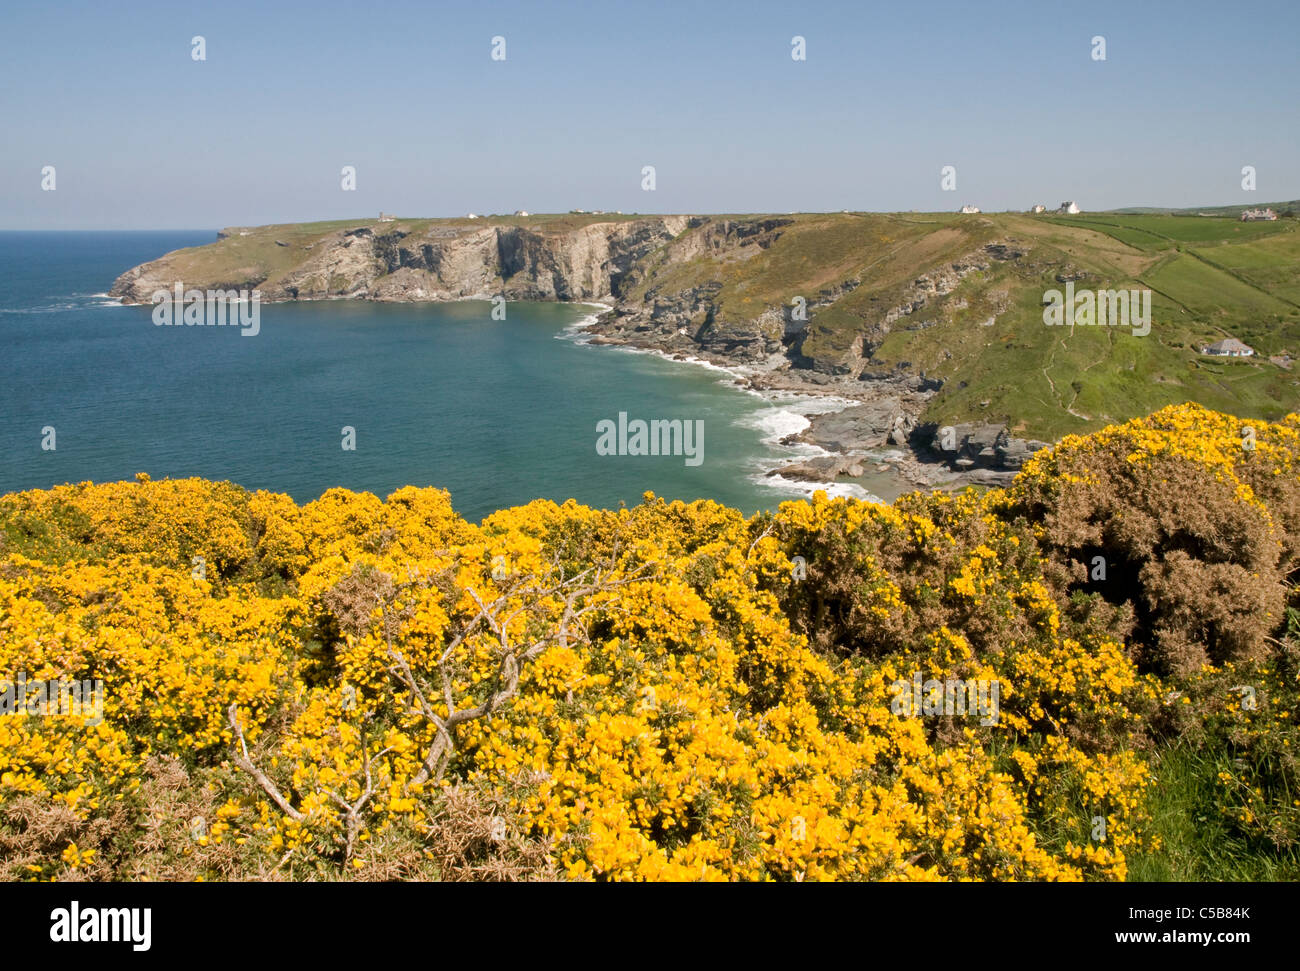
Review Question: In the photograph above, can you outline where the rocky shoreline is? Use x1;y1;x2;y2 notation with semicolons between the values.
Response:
579;309;1048;493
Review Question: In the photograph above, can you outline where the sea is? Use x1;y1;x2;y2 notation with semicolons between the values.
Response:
0;231;911;522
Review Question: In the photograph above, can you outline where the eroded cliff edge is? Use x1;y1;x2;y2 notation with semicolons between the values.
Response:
110;213;1052;486
111;216;690;305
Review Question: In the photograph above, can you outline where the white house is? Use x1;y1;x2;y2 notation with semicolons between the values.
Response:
1058;201;1081;214
465;213;479;219
959;204;981;214
514;209;530;217
378;212;395;222
1201;338;1255;357
1031;204;1046;214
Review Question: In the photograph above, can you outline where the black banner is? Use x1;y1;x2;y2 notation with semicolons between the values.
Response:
7;880;1275;959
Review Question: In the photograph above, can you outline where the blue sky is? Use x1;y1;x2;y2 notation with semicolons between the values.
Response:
2;0;1297;228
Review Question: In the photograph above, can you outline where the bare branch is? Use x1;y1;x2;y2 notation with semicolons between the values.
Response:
394;539;662;790
227;703;304;823
747;520;776;556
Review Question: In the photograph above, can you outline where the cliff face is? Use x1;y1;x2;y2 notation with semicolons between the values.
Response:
106;212;1050;478
576;217;801;364
109;216;690;306
109;215;812;364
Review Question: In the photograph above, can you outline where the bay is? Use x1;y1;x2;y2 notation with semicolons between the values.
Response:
0;231;909;522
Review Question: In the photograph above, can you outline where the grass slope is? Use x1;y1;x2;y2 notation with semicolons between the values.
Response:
628;209;1300;440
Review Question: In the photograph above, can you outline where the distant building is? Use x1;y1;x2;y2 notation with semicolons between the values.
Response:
959;204;981;214
466;213;479;219
1031;204;1046;214
514;209;530;217
1240;207;1278;221
1201;338;1255;357
1058;201;1081;214
378;212;395;222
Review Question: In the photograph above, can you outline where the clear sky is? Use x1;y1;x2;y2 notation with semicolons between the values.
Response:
2;0;1297;228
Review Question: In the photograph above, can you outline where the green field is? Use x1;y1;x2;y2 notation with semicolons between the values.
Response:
1052;212;1291;247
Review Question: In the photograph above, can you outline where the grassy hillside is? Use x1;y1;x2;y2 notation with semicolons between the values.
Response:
621;209;1300;441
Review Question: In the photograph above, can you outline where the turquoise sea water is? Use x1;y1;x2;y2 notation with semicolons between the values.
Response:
0;231;907;522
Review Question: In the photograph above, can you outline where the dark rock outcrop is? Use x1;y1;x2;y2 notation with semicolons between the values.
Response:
925;421;1050;472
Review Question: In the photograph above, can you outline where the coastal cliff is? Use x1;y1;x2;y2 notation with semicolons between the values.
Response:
108;212;1035;486
110;209;1300;487
110;215;690;306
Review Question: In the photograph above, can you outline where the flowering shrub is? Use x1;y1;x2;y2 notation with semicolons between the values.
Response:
0;405;1295;880
1000;403;1300;676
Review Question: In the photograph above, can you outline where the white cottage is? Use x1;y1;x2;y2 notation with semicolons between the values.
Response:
1201;338;1255;357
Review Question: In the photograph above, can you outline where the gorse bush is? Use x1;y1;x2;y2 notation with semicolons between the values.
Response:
0;404;1296;881
999;403;1300;676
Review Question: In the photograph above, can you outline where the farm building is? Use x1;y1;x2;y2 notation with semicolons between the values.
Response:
1240;208;1278;221
1201;338;1255;357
